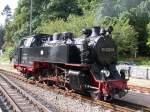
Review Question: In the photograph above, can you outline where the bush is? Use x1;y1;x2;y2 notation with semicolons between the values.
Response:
36;14;94;37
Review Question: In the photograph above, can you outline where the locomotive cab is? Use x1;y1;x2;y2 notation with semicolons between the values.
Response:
13;34;51;65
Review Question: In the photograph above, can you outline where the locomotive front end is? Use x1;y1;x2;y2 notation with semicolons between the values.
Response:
83;26;129;100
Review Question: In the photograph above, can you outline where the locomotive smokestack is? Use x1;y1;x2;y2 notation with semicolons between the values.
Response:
53;33;63;40
105;26;113;35
82;28;92;37
91;26;100;37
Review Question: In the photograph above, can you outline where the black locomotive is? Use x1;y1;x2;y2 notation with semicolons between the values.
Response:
13;26;128;100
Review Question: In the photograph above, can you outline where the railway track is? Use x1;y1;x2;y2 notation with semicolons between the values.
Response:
0;95;9;112
0;69;150;112
0;73;51;112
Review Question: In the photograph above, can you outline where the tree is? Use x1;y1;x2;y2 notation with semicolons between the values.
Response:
113;17;138;57
93;0;150;56
128;0;150;55
1;5;12;24
97;14;138;57
146;23;150;47
3;22;15;49
0;26;4;49
41;0;83;21
0;0;84;48
76;0;102;11
1;5;13;50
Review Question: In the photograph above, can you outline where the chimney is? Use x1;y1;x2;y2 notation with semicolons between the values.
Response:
90;26;100;37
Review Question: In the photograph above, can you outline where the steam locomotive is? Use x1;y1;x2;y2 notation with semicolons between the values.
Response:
13;26;128;100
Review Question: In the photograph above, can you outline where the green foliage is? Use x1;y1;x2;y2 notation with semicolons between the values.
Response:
95;15;138;56
1;5;12;23
36;14;94;36
4;0;83;47
77;0;101;11
95;0;143;18
0;26;4;49
1;5;13;49
94;0;150;56
112;17;138;56
0;46;14;63
127;1;150;56
146;23;150;46
0;54;9;62
42;0;83;20
3;22;15;49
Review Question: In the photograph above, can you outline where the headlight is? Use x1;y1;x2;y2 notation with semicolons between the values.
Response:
100;69;110;77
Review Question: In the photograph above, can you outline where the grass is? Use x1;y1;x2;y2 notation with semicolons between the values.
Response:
0;54;10;63
134;57;150;65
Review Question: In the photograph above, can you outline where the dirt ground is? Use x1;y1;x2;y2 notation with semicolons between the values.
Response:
128;78;150;88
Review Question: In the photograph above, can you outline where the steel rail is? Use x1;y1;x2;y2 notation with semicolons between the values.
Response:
0;84;22;112
0;73;51;112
